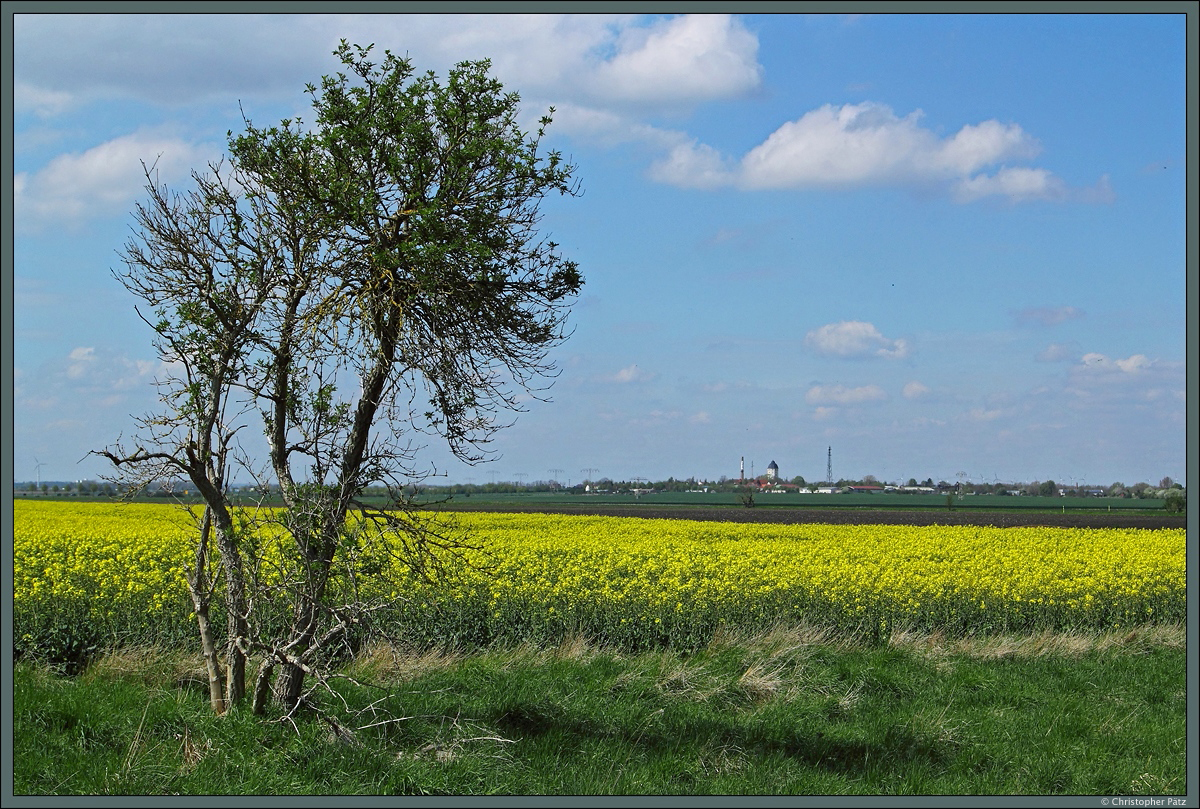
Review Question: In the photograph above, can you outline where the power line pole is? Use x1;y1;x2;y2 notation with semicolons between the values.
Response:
826;447;833;486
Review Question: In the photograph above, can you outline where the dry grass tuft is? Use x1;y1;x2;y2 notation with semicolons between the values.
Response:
888;623;1185;660
906;703;972;749
345;643;463;682
714;620;851;659
634;653;725;702
737;662;785;703
175;726;213;773
551;631;598;662
402;717;516;765
82;645;203;687
695;743;748;777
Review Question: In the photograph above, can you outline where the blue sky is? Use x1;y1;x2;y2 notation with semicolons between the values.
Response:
10;11;1191;488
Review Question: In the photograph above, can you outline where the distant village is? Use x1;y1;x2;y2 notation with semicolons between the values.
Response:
16;453;1185;504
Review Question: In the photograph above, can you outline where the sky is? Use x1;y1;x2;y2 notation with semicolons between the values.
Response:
8;9;1193;489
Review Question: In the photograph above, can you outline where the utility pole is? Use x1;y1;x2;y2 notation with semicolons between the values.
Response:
826;447;833;486
548;468;565;489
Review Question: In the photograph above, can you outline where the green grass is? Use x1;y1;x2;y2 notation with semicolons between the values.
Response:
11;625;1187;796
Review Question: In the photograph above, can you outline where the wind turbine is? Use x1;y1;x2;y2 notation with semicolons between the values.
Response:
34;457;45;489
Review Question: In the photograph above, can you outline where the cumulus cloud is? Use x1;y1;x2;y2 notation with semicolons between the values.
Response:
1079;352;1154;374
16;14;760;116
591;14;762;104
1014;306;1085;327
804;321;909;360
14;131;218;229
648;139;736;189
902;381;930;399
739;103;1039;191
805;384;886;405
642;100;1090;204
952;167;1066;203
1115;355;1154;373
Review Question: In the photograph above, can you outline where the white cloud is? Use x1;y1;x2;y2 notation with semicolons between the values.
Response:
1014;306;1084;327
608;364;656;383
1079;352;1154;374
902;381;930;399
1036;343;1077;363
738;102;1039;191
805;384;886;405
14;80;73;117
15;14;759;115
968;407;1004;421
53;346;161;397
804;321;910;360
15;131;218;229
641;99;1083;204
1076;174;1117;204
953;167;1066;203
592;14;762;104
1115;354;1153;373
66;346;96;379
689;411;712;424
549;103;682;149
648;139;735;189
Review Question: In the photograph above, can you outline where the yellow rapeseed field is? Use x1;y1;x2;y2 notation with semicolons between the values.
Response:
13;500;1185;654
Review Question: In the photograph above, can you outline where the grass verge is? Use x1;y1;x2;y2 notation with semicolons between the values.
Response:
11;624;1187;796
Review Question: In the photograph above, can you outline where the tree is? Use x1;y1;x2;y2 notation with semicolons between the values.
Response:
100;42;582;717
1163;489;1185;514
1038;480;1058;497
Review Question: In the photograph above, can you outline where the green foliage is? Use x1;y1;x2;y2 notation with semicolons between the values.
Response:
1163;489;1185;514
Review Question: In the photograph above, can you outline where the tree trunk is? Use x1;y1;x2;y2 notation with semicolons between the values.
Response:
273;661;307;712
271;585;323;712
251;658;275;716
211;517;248;704
195;605;226;715
189;509;226;715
